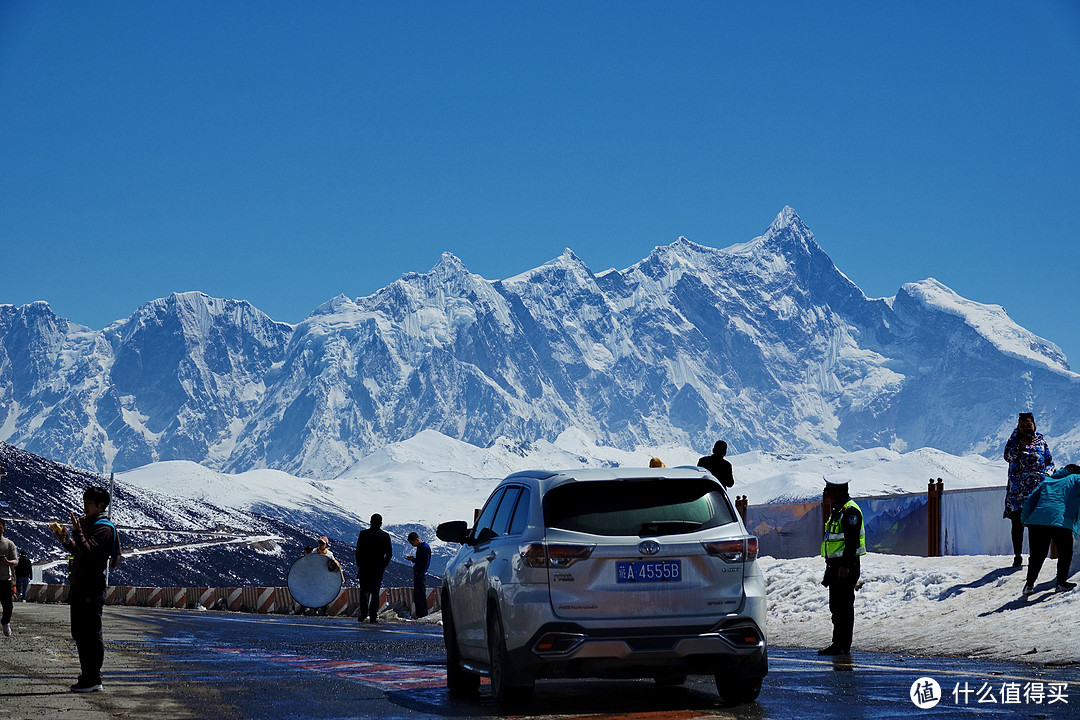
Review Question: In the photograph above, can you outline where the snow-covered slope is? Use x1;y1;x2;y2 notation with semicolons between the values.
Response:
764;553;1079;666
3;207;1077;477
119;429;1008;575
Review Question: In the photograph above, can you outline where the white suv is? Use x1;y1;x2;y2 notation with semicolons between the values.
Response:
436;467;767;709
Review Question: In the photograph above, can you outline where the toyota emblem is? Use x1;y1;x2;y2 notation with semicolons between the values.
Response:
638;539;660;556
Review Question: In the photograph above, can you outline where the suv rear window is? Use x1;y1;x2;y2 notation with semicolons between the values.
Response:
543;478;737;536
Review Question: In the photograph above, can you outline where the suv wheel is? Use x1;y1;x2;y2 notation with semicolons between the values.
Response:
487;611;533;709
715;675;762;705
443;600;480;696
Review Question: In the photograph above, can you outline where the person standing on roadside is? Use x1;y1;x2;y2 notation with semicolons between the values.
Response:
818;476;865;656
698;441;735;488
405;532;431;619
0;520;17;637
354;514;392;624
1021;463;1080;595
15;551;32;601
50;486;118;693
314;536;345;584
1004;412;1054;568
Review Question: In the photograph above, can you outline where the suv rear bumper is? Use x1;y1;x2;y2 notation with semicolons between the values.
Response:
514;618;768;680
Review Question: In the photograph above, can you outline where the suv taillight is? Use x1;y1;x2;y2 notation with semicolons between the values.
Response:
702;536;758;562
520;543;595;568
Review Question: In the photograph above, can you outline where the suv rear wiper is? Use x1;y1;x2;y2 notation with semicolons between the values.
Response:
639;520;702;536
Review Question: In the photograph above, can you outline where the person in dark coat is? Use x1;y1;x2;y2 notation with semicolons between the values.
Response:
818;476;865;656
0;520;16;636
698;440;735;488
51;486;118;693
354;514;393;624
406;532;432;618
15;550;32;600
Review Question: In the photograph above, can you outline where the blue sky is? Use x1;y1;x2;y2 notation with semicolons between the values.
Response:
2;2;1078;363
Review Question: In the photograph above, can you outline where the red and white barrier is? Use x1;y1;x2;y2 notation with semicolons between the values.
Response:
186;586;213;609
166;587;187;609
273;587;292;613
239;586;276;613
225;587;243;611
326;588;350;616
25;583;437;618
136;587;163;607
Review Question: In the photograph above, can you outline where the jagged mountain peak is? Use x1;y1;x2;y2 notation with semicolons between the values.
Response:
556;247;584;264
114;291;287;345
307;294;361;322
387;252;490;300
898;278;1072;375
503;247;594;286
5;299;58;316
538;248;590;273
627;236;726;291
0;301;86;337
770;205;808;233
655;235;720;264
760;206;824;257
431;251;469;276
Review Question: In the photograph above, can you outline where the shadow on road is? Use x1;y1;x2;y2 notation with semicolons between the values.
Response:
386;678;743;718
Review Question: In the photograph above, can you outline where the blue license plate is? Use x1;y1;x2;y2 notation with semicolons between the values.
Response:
616;559;681;583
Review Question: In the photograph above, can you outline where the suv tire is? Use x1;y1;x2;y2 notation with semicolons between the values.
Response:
443;600;480;696
487;611;533;709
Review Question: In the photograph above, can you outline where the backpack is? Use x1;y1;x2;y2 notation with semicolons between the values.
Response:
93;517;123;570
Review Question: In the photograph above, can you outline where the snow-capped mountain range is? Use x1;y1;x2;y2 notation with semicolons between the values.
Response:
3;207;1078;479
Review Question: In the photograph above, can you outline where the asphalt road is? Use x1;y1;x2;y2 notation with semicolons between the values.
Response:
2;603;1077;720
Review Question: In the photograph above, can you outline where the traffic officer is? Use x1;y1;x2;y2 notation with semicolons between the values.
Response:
819;475;865;656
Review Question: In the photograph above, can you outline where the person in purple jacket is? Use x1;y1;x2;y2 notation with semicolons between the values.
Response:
1003;412;1054;568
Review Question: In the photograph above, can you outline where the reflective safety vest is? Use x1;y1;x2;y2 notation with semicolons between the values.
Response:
821;499;866;559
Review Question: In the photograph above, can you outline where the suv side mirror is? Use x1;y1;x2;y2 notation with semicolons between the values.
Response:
437;520;470;544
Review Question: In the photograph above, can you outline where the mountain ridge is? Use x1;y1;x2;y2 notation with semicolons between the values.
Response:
2;208;1077;476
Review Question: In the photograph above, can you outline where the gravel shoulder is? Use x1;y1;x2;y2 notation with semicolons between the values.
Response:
0;602;236;720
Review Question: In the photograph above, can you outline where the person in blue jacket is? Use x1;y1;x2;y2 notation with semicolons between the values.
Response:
1020;463;1080;595
1003;412;1054;568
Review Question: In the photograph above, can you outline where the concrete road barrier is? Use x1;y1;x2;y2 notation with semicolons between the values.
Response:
23;583;439;620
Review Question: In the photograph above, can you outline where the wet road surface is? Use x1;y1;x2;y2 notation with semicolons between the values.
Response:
120;609;1078;719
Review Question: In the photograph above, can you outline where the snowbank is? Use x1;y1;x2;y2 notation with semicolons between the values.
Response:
762;553;1078;666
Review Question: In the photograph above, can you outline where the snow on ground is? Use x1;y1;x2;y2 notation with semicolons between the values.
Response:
761;553;1079;666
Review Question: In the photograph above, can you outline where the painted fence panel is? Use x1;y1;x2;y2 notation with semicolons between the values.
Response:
941;486;1018;556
